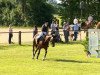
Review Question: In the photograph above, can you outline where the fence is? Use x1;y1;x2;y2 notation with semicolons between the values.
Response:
0;29;87;45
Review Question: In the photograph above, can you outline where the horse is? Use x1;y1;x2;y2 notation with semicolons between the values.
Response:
32;34;55;60
81;21;96;29
96;22;100;29
81;21;96;57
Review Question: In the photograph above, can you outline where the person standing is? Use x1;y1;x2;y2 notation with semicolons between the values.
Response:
55;21;61;42
73;18;80;41
8;24;13;44
51;21;56;35
63;22;70;43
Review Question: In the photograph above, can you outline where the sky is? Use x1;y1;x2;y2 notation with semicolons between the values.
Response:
56;0;61;3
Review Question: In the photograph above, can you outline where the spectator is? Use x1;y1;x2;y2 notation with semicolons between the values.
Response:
8;24;13;44
73;18;80;41
51;21;56;35
55;21;61;42
63;22;70;43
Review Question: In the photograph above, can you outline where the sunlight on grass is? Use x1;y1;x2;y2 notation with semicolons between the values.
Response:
0;42;100;75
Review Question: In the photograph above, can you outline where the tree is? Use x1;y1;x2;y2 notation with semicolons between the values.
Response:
0;0;55;26
29;0;54;26
16;0;26;13
59;0;100;23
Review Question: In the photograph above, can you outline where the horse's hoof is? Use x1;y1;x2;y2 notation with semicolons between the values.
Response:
87;54;91;57
42;59;45;61
32;57;34;59
36;59;38;61
36;58;38;60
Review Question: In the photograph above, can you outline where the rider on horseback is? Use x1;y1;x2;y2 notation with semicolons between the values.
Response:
37;22;49;44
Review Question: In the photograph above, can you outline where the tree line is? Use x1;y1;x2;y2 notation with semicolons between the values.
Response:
0;0;100;26
58;0;100;23
0;0;55;26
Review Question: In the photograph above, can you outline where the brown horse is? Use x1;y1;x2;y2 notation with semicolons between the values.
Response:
81;21;96;29
32;34;55;60
81;21;96;57
96;22;100;29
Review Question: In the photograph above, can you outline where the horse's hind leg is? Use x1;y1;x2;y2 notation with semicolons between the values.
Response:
43;49;47;61
34;47;39;56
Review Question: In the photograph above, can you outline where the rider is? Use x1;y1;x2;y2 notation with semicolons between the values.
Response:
63;22;70;43
37;22;49;44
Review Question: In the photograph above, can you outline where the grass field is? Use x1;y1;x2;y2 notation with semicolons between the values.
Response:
0;42;100;75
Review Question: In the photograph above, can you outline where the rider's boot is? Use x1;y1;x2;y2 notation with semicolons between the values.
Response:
37;38;40;44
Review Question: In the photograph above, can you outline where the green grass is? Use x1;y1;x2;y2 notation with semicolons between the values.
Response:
0;42;100;75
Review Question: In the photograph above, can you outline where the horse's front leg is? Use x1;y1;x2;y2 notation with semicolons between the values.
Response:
32;45;35;59
32;46;38;59
36;48;41;60
43;48;47;61
34;47;39;55
32;40;35;59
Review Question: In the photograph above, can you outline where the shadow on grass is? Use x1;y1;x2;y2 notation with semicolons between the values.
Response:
0;44;32;50
0;45;9;50
20;44;32;46
69;41;83;45
55;41;83;45
55;59;91;63
46;58;91;63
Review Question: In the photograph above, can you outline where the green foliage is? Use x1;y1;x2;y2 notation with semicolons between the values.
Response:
0;0;54;26
59;0;100;23
29;0;54;26
81;37;88;52
0;0;24;26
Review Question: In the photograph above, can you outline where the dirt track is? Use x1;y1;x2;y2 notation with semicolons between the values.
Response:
0;28;86;44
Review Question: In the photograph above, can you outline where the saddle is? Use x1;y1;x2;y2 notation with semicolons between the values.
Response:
36;35;46;44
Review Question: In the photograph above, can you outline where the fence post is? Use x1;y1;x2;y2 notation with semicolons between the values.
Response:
18;31;21;45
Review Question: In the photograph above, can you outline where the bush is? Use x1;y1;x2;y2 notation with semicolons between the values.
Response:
81;37;88;52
